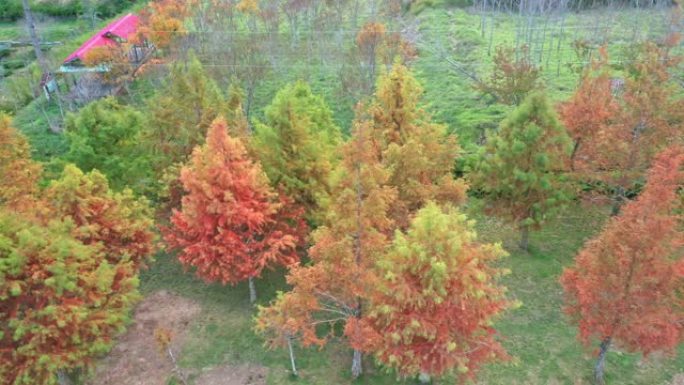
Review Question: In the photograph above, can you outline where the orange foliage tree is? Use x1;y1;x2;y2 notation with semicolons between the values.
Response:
164;117;304;303
0;210;141;385
560;145;684;384
137;0;188;50
361;202;513;383
0;114;41;212
40;165;157;270
0;122;155;384
369;63;467;229
255;116;397;378
559;36;683;213
0;165;154;385
557;48;618;172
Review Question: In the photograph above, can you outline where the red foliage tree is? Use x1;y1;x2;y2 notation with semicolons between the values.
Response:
559;36;683;213
164;117;304;303
558;48;619;172
560;145;684;384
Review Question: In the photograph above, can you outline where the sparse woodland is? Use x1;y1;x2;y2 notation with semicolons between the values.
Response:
0;0;682;384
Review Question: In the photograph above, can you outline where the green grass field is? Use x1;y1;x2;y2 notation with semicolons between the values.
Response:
140;202;684;385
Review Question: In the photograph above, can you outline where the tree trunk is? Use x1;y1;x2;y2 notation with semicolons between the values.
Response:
56;370;73;385
610;186;625;216
22;0;48;72
248;276;257;304
569;137;581;171
520;224;530;251
287;334;298;377
594;337;611;385
351;349;363;379
22;0;65;119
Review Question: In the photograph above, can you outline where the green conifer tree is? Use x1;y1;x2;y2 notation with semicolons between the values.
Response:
64;97;152;193
145;51;227;170
469;92;572;250
252;81;341;224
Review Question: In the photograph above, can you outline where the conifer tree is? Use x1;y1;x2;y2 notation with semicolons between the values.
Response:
164;118;303;303
41;165;157;270
362;202;512;383
557;48;618;172
0;114;41;212
559;38;683;214
0;210;139;385
560;145;684;385
255;115;397;378
369;63;467;228
64;98;153;193
252;81;341;224
475;45;540;106
145;52;227;171
470;92;572;250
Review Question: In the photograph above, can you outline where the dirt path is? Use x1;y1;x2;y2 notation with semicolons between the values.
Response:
87;290;201;385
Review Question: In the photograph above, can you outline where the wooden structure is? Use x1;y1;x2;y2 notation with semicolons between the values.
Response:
58;13;151;74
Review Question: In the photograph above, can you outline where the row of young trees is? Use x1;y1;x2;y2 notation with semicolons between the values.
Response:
158;43;682;383
161;62;509;382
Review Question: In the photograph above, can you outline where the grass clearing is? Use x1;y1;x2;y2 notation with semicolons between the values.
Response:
140;203;684;385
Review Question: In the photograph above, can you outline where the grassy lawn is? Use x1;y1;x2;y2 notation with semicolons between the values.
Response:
140;203;684;385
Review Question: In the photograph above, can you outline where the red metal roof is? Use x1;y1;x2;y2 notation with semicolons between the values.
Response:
63;13;139;64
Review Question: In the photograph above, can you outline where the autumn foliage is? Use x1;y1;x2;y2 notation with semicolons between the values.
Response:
40;165;156;270
476;45;541;105
560;145;684;381
255;116;397;377
362;202;512;381
137;0;188;49
369;63;467;228
559;36;683;210
0;114;41;212
557;48;618;172
164;118;303;298
0;211;140;385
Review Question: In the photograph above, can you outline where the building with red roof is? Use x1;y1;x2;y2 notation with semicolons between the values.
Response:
59;13;150;73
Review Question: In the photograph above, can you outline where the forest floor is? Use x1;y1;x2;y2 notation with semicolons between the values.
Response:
131;203;684;385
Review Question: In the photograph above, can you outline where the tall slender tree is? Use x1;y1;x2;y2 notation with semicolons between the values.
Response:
560;145;684;385
469;92;572;250
255;115;397;378
164;117;304;303
558;48;618;172
252;81;341;224
369;63;467;229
